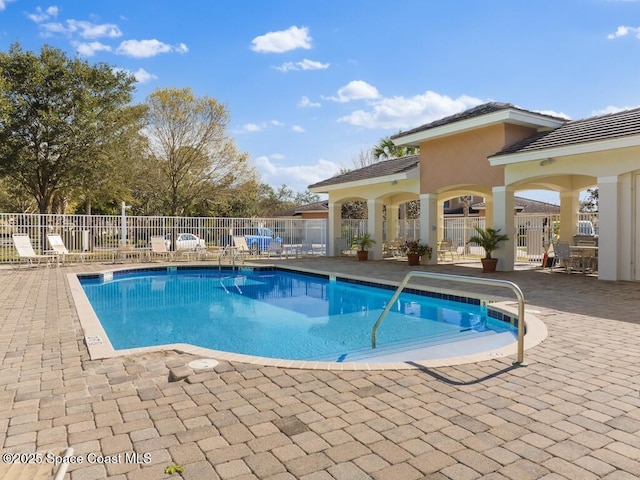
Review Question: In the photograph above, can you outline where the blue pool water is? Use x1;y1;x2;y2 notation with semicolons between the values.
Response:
79;268;518;362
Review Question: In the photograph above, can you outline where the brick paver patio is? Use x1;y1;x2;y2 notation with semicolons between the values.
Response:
1;258;639;479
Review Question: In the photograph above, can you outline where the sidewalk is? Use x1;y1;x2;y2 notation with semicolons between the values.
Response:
1;258;639;479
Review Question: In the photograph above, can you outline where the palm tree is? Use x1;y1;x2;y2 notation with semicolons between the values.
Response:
373;137;419;161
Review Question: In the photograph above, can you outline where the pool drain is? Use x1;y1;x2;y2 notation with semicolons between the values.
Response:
188;358;219;370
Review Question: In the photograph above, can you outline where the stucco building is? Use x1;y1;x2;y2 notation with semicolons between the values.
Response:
309;102;640;281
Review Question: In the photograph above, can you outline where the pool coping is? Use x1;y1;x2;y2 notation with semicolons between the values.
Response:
67;264;548;370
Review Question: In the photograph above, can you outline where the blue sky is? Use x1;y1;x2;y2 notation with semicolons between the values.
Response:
1;0;640;203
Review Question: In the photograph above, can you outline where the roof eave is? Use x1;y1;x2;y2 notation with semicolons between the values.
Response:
488;134;640;166
308;167;419;193
393;109;566;147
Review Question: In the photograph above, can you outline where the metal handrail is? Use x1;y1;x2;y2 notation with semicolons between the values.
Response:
371;271;527;366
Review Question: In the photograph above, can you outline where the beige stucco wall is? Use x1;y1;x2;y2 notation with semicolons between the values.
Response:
326;178;419;204
420;123;538;193
504;145;640;188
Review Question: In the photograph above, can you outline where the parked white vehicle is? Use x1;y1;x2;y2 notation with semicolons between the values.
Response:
577;220;596;237
164;233;205;251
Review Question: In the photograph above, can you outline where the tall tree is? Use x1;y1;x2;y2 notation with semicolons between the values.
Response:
144;87;253;216
580;187;599;212
0;178;35;213
75;103;148;215
351;147;376;169
0;43;139;213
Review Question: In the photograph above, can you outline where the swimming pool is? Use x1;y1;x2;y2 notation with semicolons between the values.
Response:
78;266;520;364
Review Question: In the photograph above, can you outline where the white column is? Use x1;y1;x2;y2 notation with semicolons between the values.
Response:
367;198;384;260
328;201;342;257
420;194;438;265
559;191;580;243
492;186;515;272
484;197;493;229
387;205;399;242
597;176;619;280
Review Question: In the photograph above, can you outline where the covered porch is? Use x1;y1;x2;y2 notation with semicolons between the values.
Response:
391;103;640;281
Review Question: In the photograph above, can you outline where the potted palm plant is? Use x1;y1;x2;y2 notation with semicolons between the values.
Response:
353;233;376;261
468;226;509;272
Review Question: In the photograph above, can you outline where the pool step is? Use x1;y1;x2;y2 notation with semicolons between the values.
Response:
355;331;517;363
310;328;500;362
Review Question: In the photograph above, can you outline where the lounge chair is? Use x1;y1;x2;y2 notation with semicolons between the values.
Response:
232;236;251;262
47;233;93;264
300;242;316;257
264;240;284;258
200;245;227;262
150;235;174;261
12;234;58;267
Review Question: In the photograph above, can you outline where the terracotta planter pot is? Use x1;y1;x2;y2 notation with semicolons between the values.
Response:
481;258;498;272
407;253;420;266
357;250;369;261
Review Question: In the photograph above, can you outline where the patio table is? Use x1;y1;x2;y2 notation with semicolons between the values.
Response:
569;245;598;273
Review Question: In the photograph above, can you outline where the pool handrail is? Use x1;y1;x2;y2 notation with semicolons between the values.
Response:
371;271;527;366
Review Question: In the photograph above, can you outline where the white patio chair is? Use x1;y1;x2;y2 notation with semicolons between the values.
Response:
150;235;174;261
551;242;580;273
232;236;251;262
13;234;59;267
264;240;284;258
47;234;93;264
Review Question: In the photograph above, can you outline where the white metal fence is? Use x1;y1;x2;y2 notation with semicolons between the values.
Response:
0;213;327;262
1;211;598;264
341;212;598;263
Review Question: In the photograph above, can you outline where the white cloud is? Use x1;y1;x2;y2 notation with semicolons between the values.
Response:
0;0;13;12
116;39;188;58
37;18;122;39
591;105;640;116
298;96;321;108
27;6;58;22
67;20;122;39
38;22;67;36
254;155;341;192
242;123;263;132
338;91;483;129
132;68;158;84
113;67;157;83
113;68;158;83
251;25;312;53
237;120;285;133
535;109;571;120
275;59;329;72
73;41;112;57
292;125;305;133
607;25;640;39
325;80;380;103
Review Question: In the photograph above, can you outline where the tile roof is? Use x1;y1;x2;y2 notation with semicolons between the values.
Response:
472;196;560;214
391;102;566;140
273;200;328;217
493;106;640;157
308;154;420;189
